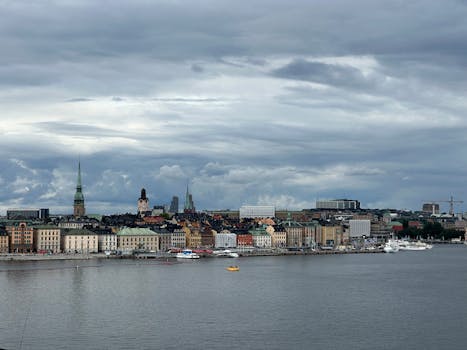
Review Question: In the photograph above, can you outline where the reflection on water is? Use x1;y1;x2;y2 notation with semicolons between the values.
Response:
1;246;467;350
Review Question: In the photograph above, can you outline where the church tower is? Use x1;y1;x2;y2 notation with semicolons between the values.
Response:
137;188;149;216
73;161;86;218
183;184;195;214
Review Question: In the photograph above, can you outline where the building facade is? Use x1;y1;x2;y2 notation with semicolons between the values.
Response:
117;227;159;252
33;225;61;253
62;229;98;253
349;220;371;238
239;205;275;219
0;228;9;253
215;231;237;248
171;229;186;248
7;222;34;253
316;199;360;210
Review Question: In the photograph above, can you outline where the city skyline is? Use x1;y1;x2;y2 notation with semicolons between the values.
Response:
1;1;467;214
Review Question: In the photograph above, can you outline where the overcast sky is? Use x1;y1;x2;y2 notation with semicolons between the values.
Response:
1;0;467;215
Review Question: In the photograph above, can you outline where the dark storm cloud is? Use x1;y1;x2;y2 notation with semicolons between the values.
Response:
2;0;467;212
272;59;375;89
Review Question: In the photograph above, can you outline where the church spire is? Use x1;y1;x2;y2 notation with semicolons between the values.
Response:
73;160;85;217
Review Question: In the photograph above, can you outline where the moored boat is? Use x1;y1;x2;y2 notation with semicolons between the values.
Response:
383;239;399;253
176;249;200;259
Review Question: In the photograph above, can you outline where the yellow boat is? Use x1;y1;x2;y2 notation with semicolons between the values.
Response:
226;265;239;272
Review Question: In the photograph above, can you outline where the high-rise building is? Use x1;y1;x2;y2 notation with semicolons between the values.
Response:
169;196;179;213
422;203;439;215
73;161;85;218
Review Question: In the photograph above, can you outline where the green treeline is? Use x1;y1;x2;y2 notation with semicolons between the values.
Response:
398;220;463;240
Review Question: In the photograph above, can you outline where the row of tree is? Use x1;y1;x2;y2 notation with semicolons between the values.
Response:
398;221;463;240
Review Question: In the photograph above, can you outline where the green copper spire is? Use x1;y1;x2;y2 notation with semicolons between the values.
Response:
74;161;84;202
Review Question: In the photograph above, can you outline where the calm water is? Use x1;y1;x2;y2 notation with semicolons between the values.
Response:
1;245;467;350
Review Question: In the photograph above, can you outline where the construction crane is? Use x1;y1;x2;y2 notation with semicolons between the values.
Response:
422;196;464;216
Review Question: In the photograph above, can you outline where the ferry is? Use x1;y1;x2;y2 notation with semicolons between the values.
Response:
176;249;200;259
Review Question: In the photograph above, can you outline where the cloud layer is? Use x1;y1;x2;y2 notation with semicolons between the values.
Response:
1;0;467;214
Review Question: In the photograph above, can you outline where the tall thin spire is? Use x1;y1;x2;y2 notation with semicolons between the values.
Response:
184;182;190;210
73;160;85;217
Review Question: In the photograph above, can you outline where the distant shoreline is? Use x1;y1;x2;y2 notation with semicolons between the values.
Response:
1;243;463;262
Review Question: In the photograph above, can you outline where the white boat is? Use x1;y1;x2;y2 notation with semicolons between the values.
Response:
397;240;430;251
213;249;239;258
176;249;200;259
383;240;399;253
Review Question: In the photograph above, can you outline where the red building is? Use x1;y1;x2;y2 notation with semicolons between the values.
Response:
237;234;253;247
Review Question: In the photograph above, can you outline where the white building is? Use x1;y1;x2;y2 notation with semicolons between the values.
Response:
215;231;237;248
239;205;275;219
97;233;117;252
349;220;371;238
62;229;98;253
171;229;186;248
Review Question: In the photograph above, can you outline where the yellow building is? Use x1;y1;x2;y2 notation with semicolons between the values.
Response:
268;225;287;248
33;225;61;253
184;227;201;248
117;227;159;252
320;225;344;247
63;228;98;253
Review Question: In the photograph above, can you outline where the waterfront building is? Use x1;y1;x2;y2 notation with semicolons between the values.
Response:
93;229;117;252
316;199;360;210
7;208;49;221
169;196;179;214
33;225;61;253
215;231;237;248
319;225;344;247
302;221;320;247
62;229;98;253
249;227;272;248
7;222;34;253
237;233;253;248
137;188;150;216
349;220;371;238
171;229;186;249
0;228;9;253
239;205;275;219
269;225;287;248
117;227;159;252
155;229;172;252
201;226;214;247
73;161;86;218
282;213;304;247
184;227;201;248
